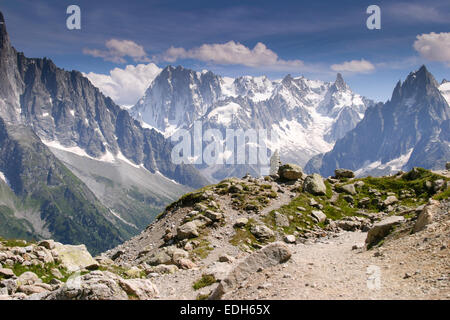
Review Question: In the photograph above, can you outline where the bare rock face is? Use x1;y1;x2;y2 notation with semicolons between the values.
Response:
209;242;291;300
365;216;405;247
414;200;440;233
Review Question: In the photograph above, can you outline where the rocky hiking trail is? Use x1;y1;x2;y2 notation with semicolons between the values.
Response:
1;165;449;300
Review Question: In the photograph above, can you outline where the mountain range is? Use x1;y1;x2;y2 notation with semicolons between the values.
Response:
0;12;207;254
131;66;374;180
306;66;450;177
0;9;449;254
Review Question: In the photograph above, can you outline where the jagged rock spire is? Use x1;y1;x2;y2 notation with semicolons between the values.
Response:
334;73;348;91
0;11;10;50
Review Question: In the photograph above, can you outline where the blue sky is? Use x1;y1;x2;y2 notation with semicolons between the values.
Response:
2;0;450;105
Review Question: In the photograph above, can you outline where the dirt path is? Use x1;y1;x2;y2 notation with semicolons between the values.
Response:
231;223;449;300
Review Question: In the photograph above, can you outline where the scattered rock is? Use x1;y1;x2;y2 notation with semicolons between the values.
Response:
383;196;398;207
413;200;440;233
153;264;178;274
210;242;291;299
176;258;197;270
341;184;356;195
18;285;49;295
303;174;327;196
205;210;223;222
278;164;304;180
234;218;248;228
366;216;405;247
118;278;159;300
46;271;129;300
274;211;290;227
0;268;14;279
147;250;172;266
250;224;275;240
229;184;243;193
53;243;99;272
334;169;355;179
177;221;199;240
218;255;234;263
284;235;296;244
311;210;326;223
17;272;40;286
37;240;55;250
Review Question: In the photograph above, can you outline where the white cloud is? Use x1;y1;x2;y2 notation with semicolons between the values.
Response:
413;32;450;66
158;41;304;70
84;63;162;106
330;59;375;73
83;39;150;64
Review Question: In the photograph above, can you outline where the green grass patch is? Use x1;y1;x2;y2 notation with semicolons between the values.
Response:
193;274;216;290
11;262;72;284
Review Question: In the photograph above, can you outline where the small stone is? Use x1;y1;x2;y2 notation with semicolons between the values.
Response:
218;255;234;263
310;210;326;223
234;218;248;228
284;235;296;244
0;268;14;279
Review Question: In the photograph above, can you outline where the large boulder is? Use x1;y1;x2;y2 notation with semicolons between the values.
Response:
177;221;199;240
17;272;40;286
382;196;398;207
278;164;304;180
365;216;404;247
303;174;327;196
334;169;355;179
250;224;275;240
147;250;172;266
53;243;99;272
46;271;129;300
413;200;440;233
340;184;356;195
118;278;159;300
210;242;291;299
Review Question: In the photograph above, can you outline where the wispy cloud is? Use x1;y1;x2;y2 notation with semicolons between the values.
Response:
413;32;450;66
330;59;375;74
83;39;150;63
157;41;304;71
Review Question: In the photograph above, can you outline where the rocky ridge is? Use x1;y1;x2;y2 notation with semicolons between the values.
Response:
1;165;448;300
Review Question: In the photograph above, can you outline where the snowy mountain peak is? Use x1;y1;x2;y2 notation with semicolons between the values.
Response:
131;65;374;179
